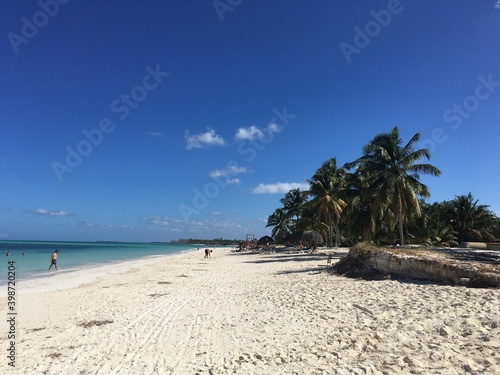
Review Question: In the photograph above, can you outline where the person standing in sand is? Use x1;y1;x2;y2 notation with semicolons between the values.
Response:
48;250;58;271
204;248;210;258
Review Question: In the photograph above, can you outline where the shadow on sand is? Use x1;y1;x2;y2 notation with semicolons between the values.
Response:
244;255;326;264
240;251;349;276
441;248;500;266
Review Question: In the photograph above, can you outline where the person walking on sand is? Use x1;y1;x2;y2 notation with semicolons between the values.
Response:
48;250;58;271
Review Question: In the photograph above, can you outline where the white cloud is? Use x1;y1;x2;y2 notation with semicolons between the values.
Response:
495;1;500;10
235;125;264;140
234;123;282;141
252;182;309;194
228;165;247;174
146;215;243;234
146;217;180;233
146;216;171;226
32;208;72;217
209;164;248;184
267;123;281;133
78;221;93;227
185;128;225;150
209;167;247;179
146;131;163;137
209;170;226;179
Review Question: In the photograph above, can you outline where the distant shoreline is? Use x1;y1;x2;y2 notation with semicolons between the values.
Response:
0;241;200;284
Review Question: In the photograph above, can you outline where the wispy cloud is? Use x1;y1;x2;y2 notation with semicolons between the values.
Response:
105;224;134;230
235;123;282;141
146;215;243;235
70;221;134;230
31;208;72;217
146;216;173;227
252;182;309;194
146;131;163;137
146;215;197;233
185;128;225;150
209;164;248;184
78;221;93;227
495;1;500;9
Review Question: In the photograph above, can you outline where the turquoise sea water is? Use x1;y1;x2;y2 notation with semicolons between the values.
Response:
0;240;202;283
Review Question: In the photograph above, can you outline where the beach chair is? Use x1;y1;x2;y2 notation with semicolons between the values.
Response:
318;253;333;270
259;247;273;255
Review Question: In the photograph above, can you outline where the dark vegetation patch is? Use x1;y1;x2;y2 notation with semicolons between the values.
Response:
332;253;389;281
78;320;114;328
148;293;169;298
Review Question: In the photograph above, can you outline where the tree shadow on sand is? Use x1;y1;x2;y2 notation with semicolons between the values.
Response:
243;249;348;264
275;267;331;275
244;255;326;264
441;248;500;267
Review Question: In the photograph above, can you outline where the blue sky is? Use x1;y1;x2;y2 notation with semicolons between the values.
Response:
1;0;499;242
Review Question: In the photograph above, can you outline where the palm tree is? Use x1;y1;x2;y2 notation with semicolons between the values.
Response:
448;193;498;244
342;167;389;243
407;201;458;246
297;204;329;239
346;127;441;246
280;188;306;231
266;208;292;243
305;158;347;247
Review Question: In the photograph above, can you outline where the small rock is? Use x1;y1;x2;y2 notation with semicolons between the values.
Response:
429;351;443;361
439;327;450;337
403;356;414;366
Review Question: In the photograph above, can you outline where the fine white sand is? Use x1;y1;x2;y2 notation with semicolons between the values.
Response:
1;248;499;374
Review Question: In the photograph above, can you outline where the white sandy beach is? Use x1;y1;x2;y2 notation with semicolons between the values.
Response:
1;248;499;374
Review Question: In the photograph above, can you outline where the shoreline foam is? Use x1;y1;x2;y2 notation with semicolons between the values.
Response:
10;248;199;294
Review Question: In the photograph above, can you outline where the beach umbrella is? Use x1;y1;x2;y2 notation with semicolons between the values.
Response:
257;235;274;246
284;230;323;246
302;230;323;246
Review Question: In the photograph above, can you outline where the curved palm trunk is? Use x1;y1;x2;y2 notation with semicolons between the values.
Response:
398;209;405;246
398;220;405;246
395;192;405;246
334;219;340;247
328;216;333;248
